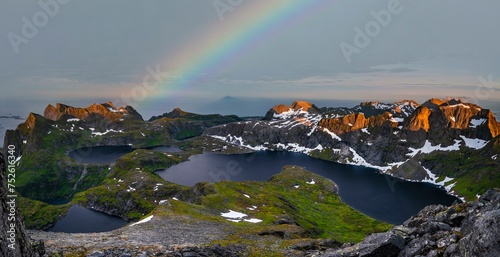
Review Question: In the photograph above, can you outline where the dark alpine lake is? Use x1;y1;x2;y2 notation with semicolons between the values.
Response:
68;145;182;164
47;205;128;233
66;146;458;225
156;151;458;224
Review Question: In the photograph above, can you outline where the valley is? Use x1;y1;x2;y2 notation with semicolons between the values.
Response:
1;98;499;256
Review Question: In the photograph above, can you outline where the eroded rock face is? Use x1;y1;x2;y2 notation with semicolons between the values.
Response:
319;112;397;135
404;105;432;132
0;153;40;257
320;189;500;257
407;99;500;139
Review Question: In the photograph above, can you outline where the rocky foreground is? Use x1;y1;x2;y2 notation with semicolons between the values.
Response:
319;188;500;257
29;215;236;257
27;188;500;257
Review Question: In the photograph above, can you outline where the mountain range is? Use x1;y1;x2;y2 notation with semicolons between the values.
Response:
1;98;499;256
205;98;500;200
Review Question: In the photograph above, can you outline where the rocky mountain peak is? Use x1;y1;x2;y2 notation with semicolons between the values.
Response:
405;98;500;139
272;104;291;114
395;99;419;106
264;101;321;120
353;100;419;118
165;107;189;118
43;102;143;122
290;100;321;113
423;98;447;109
25;113;37;131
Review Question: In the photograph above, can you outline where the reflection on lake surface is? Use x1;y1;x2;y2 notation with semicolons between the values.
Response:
157;151;458;224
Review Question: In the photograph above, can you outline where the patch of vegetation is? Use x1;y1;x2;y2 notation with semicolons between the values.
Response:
72;149;189;221
152;166;391;256
421;145;500;200
18;197;70;230
310;147;341;162
174;129;200;140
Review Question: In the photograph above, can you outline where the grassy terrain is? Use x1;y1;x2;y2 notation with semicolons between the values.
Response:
421;143;500;200
72;149;189;220
152;166;391;256
18;197;71;230
27;147;391;256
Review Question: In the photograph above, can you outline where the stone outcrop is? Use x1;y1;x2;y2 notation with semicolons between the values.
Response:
318;112;397;135
319;189;500;257
0;153;41;257
404;105;432;132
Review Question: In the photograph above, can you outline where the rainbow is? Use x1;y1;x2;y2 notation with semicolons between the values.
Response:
150;0;334;105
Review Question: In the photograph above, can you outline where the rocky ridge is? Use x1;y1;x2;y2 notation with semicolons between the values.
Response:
205;99;500;200
318;188;500;257
0;152;41;257
44;102;143;122
1;99;499;256
2;103;242;200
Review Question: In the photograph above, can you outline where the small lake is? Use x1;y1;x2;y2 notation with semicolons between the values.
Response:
68;145;182;164
156;151;458;224
47;205;128;233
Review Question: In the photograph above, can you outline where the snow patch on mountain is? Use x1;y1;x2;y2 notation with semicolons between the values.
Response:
306;179;316;185
469;118;486;128
421;166;462;200
444;104;470;109
460;136;488;150
209;134;329;155
91;129;124;136
107;107;121;113
407;140;461;157
322;128;342;141
422;165;454;186
273;108;306;120
220;210;263;223
389;116;404;123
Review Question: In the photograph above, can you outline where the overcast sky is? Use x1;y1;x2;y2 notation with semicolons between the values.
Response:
1;0;499;117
